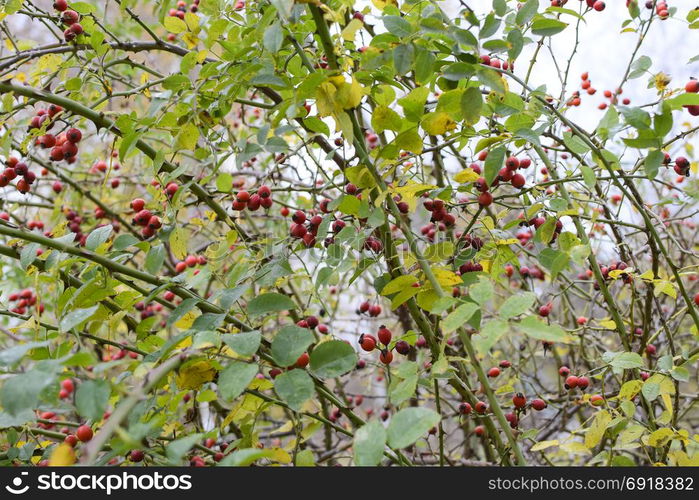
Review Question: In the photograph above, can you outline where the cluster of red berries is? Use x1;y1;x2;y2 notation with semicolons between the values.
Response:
102;345;139;362
357;301;382;317
423;198;456;226
7;288;42;315
595;260;632;288
685;79;699;116
480;54;513;71
168;0;199;17
135;300;165;321
59;378;74;399
232;186;273;211
175;254;207;273
559;366;591;390
651;1;670;19
1;156;36;194
358;326;410;365
129;198;163;239
672;156;690;177
296;315;329;334
52;2;84;42
288;210;323;248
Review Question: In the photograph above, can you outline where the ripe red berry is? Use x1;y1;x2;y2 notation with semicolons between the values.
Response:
295;352;310;368
258;185;271;198
76;424;93;442
475;401;487;414
185;255;198;267
590;394;604;406
593;1;605;11
61;379;74;393
359;334;377;352
577;376;590;390
369;304;382;317
487;367;500;377
377;325;392;345
62;10;79;25
53;0;68;11
64;434;78;447
512;392;527;409
458;402;472;414
478;191;493;207
379;350;393;365
130;450;145;462
531;398;547;411
565;375;579;389
686;80;699;93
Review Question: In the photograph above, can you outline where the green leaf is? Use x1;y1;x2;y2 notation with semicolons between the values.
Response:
609;352;644;370
516;0;539;25
531;17;568;36
644;149;664;179
383;15;413;37
166;433;202;464
354;420;387;466
85;224;113;251
1;369;56;416
484;145;506;186
517;316;571;343
442;302;479;334
263;22;283;53
247;292;296;316
461;86;483;125
472;319;508;355
372;105;403;133
60;305;99;331
112;233;140;251
387;407;441;449
274;369;314;411
271;325;314;367
145;245;166;274
628;55;651;79
75;380;110;421
218;361;258;401
499;292;536;319
222;330;261;357
0;341;49;366
309;340;358;378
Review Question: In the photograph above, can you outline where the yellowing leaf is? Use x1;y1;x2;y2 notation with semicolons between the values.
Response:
164;16;187;33
316;81;338;117
421;111;456;135
454;168;479;183
49;443;75;466
390;180;436;211
648;428;674;447
618;380;643;400
176;360;216;390
170;226;188;260
342;18;364;41
531;440;559;452
584;409;611;449
175;310;199;330
654;280;677;299
336;77;364;110
432;268;462;288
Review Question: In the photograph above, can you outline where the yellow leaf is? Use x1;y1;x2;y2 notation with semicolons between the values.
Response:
531;440;559;451
638;270;655;280
390;180;436;212
597;318;618;330
49;443;75;466
617;380;642;400
560;441;590;454
432;268;462;288
496;238;519;246
315;81;338;117
341;18;363;41
164;16;187;33
421;111;456;135
335;77;364;110
609;268;634;279
648;428;674;447
584;409;611;449
170;226;188;260
654;280;677;299
454;168;480;183
176;360;216;390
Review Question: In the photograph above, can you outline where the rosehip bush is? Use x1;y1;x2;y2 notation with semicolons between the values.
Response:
0;0;697;467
